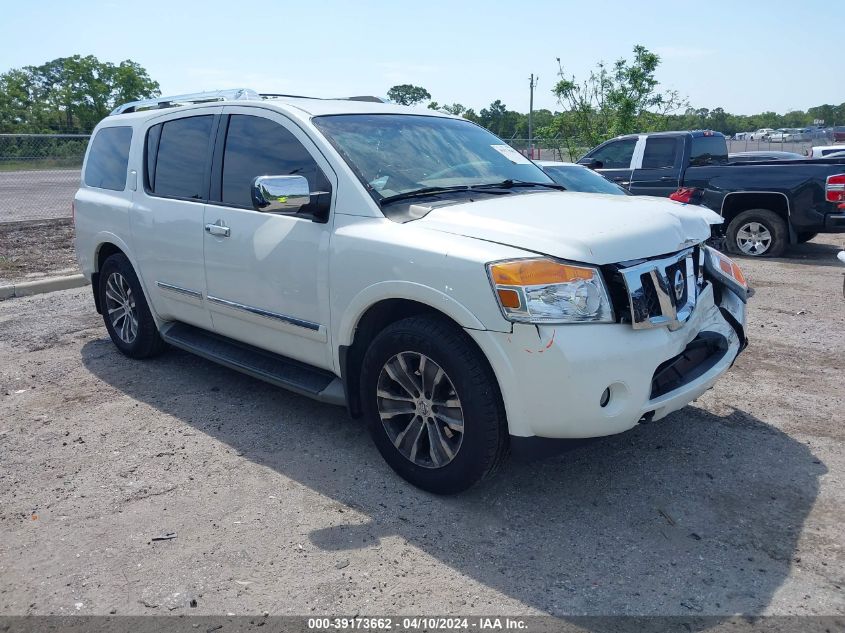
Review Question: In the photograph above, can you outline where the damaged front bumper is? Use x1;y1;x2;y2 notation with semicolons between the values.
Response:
466;280;746;456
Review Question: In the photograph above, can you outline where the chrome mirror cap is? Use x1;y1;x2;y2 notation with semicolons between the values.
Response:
251;175;310;213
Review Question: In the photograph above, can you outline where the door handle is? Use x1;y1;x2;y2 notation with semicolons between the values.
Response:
205;223;230;237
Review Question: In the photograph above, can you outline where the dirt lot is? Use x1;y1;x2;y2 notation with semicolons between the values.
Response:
0;220;79;285
0;236;843;618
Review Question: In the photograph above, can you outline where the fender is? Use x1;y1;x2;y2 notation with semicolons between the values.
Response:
91;232;163;326
335;280;488;359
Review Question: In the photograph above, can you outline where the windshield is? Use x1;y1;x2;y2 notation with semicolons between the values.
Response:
312;114;554;201
541;164;627;195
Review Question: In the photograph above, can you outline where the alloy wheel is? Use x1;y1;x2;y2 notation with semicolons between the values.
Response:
104;272;138;344
735;221;772;255
376;351;464;469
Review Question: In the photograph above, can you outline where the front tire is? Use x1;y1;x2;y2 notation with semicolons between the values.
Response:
726;208;787;257
99;253;166;359
360;315;508;494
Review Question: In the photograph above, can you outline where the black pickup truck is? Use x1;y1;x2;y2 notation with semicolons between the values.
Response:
578;130;845;256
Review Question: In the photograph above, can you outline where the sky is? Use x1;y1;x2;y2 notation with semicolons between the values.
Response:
1;0;841;116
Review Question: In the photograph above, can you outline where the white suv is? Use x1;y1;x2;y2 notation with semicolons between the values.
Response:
75;89;749;493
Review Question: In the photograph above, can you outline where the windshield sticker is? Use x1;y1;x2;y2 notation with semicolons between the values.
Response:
490;144;533;165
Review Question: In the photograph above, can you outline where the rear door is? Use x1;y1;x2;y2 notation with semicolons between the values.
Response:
629;136;682;196
130;109;219;329
581;138;638;189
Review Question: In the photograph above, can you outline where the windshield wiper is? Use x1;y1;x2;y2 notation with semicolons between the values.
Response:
379;185;504;206
378;180;565;206
471;179;566;191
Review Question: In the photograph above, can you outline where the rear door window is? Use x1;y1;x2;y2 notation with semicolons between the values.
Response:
147;115;214;200
84;126;133;191
641;137;680;168
588;139;637;169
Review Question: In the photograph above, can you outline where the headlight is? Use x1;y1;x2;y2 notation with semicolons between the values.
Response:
703;246;749;302
487;258;614;324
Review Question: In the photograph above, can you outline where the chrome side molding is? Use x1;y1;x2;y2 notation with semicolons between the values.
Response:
156;281;203;300
206;295;321;332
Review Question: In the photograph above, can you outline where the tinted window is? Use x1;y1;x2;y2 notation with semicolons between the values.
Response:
150;115;214;199
690;136;728;165
641;137;679;169
222;115;328;208
588;139;637;169
542;165;627;195
84;127;132;191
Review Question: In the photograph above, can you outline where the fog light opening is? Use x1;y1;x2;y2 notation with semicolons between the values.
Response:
600;387;611;408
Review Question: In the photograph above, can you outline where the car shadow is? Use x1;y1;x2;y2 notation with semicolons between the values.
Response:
81;339;824;620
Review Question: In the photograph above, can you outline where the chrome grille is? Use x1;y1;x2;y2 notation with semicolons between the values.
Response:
617;248;699;331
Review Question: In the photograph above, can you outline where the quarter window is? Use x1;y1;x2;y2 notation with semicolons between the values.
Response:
147;115;214;199
589;139;637;169
84;126;132;191
221;114;328;208
641;137;679;169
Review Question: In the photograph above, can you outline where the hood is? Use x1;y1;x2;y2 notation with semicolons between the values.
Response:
415;191;722;264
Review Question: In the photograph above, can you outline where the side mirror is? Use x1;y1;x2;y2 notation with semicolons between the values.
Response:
251;175;310;213
577;157;604;170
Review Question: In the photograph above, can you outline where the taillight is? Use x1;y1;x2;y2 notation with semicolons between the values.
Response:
826;174;845;203
669;187;699;204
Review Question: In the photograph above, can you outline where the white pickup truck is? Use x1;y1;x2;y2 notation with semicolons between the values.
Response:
74;89;749;493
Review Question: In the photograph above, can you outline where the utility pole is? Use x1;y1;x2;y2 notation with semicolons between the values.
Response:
528;73;537;159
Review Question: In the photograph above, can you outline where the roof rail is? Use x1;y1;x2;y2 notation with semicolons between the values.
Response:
111;88;261;115
259;93;386;103
111;89;388;115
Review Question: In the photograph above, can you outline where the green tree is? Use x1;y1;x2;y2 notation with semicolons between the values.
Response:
386;84;431;106
440;103;467;116
0;55;159;133
551;45;687;147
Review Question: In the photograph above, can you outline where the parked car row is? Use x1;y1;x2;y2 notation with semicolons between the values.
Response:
737;126;840;142
728;147;845;161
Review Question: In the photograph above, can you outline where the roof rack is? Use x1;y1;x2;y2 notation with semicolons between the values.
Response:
111;89;387;115
259;93;386;103
111;88;260;115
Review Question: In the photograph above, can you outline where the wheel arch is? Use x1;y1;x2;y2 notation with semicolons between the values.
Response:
720;191;790;226
90;236;149;315
338;294;490;418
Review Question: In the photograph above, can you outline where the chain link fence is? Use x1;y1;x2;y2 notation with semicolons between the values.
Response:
0;134;88;223
1;132;841;225
507;137;836;163
725;138;820;155
505;138;587;162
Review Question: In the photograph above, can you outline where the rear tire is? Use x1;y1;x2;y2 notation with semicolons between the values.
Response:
99;253;166;359
726;208;787;257
796;232;818;244
360;315;508;494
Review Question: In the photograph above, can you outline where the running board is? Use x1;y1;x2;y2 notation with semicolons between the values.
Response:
159;322;346;406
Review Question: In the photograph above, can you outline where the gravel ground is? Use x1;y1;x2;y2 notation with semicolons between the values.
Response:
0;220;79;285
0;236;843;618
